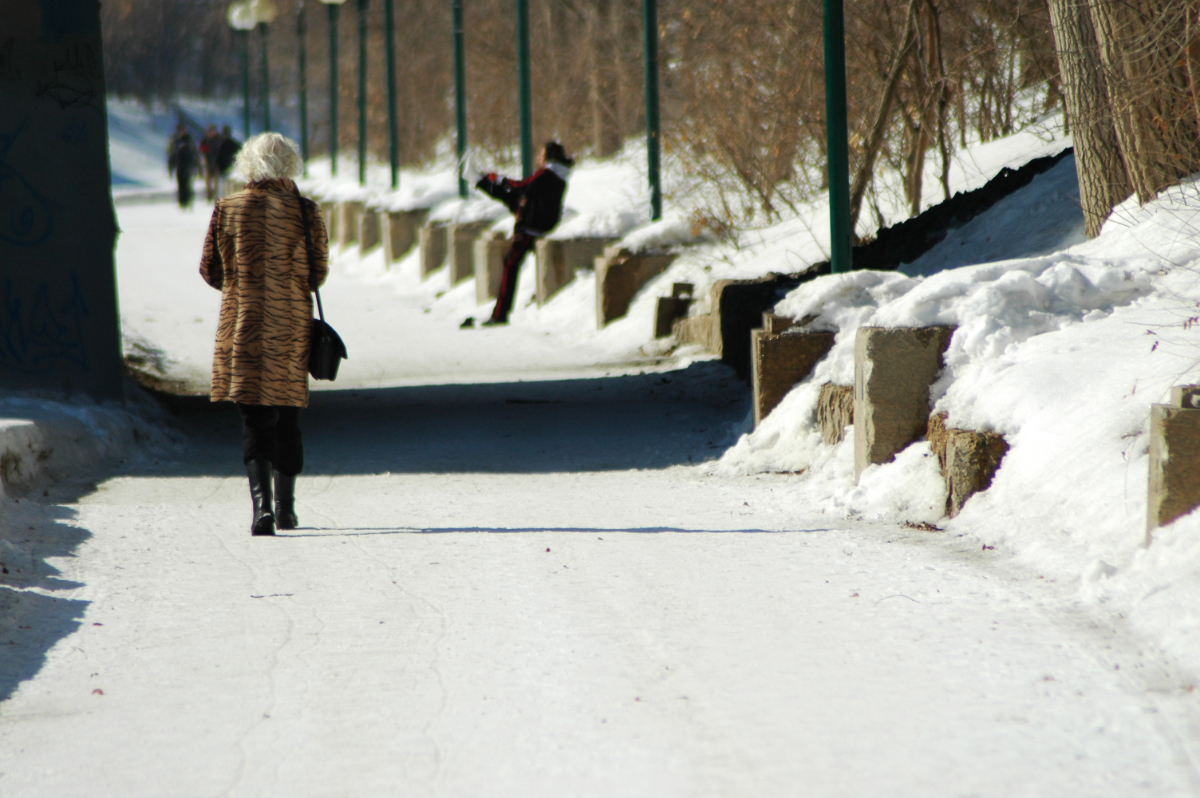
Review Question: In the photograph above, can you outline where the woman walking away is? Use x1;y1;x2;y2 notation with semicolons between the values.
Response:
199;133;329;536
472;141;573;326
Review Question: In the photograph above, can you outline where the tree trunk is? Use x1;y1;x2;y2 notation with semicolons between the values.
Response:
1089;0;1200;202
1047;0;1133;236
927;0;953;201
848;0;919;233
589;0;621;157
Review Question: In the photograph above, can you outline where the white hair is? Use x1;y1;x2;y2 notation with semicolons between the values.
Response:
234;132;303;182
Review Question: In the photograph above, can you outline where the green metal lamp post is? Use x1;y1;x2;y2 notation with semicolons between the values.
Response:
384;0;399;189
453;0;468;197
320;0;346;177
227;3;256;139
823;0;851;273
516;0;533;177
298;1;308;169
357;0;369;186
642;0;662;221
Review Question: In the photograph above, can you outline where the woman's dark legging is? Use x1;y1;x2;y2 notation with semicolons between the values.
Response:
490;231;538;322
237;404;303;475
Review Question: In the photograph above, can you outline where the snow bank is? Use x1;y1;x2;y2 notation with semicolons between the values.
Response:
718;176;1200;672
0;391;181;500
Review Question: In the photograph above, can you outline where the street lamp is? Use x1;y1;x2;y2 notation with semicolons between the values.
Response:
298;0;309;169
227;2;256;140
320;0;347;177
254;1;279;133
357;0;369;187
228;1;279;136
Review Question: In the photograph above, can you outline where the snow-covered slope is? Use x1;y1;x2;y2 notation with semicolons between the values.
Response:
719;178;1200;673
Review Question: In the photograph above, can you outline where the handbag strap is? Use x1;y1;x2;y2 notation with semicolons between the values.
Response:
295;185;324;319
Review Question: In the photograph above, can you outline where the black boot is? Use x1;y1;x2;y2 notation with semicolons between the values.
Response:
247;459;276;536
274;471;298;530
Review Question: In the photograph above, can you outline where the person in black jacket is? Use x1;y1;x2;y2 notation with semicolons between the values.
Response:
215;126;242;198
473;141;574;325
167;123;199;209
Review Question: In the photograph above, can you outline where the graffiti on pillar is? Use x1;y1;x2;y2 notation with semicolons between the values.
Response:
35;42;101;112
0;120;53;246
0;273;89;373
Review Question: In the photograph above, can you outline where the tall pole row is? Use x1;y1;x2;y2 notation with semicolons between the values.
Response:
823;0;852;273
453;0;468;198
642;0;662;221
259;24;271;131
298;2;309;171
516;0;533;177
384;0;399;189
357;0;369;186
328;3;339;176
240;30;251;139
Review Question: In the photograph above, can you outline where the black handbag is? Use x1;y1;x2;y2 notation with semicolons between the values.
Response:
297;189;347;381
309;290;347;381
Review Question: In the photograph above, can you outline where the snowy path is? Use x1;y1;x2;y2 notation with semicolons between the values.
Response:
4;369;1200;796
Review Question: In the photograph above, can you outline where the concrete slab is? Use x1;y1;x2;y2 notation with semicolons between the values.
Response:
358;210;381;254
853;326;955;482
475;231;510;305
1147;385;1200;537
751;330;835;426
673;314;720;353
419;224;448;280
383;209;428;264
338;201;364;249
928;412;1008;517
595;248;677;328
818;383;854;445
536;238;616;306
320;202;338;244
654;283;695;339
449;222;492;285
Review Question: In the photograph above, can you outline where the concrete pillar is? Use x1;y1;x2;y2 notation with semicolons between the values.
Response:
751;329;835;426
535;237;617;305
382;209;429;264
853;326;955;482
818;383;854;445
418;224;448;280
595;247;677;328
1147;385;1200;538
653;283;695;338
928;413;1008;517
320;202;338;243
358;210;381;254
475;231;510;305
0;0;125;399
448;222;492;285
338;201;364;249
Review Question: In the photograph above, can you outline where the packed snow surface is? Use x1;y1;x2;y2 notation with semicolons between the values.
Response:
4;101;1200;793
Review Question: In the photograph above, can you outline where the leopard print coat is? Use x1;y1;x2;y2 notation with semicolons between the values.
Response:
199;179;329;407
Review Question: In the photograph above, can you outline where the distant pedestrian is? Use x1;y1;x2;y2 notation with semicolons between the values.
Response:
215;126;241;198
198;124;222;202
167;122;198;209
471;141;573;326
199;133;330;537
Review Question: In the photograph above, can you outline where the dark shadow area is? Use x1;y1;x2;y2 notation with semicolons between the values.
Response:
0;500;91;703
136;359;752;478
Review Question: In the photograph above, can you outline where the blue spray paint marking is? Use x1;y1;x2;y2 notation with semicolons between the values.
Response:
0;273;89;373
0;120;54;246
